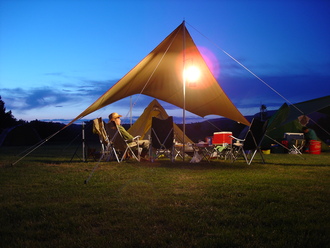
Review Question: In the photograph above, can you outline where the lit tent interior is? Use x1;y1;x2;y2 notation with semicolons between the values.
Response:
127;99;193;144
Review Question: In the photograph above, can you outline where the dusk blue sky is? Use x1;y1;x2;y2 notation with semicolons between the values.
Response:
1;0;329;125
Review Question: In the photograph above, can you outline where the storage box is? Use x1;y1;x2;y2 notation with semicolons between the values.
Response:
212;132;232;145
283;133;304;143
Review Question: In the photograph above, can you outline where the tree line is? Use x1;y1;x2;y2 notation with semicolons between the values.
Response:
0;96;26;133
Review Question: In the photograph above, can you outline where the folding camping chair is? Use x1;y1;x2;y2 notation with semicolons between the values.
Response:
149;116;175;162
189;142;213;163
230;118;268;165
289;139;305;154
105;123;140;162
213;144;231;160
92;118;114;161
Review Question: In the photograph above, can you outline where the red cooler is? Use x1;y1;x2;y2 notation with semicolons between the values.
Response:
212;132;232;145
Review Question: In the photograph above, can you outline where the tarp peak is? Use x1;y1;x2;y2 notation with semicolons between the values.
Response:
68;22;250;126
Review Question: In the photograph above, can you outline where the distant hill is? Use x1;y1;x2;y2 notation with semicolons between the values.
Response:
0;121;90;146
1;110;328;146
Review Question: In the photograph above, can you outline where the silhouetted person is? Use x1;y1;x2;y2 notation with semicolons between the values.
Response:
302;126;318;152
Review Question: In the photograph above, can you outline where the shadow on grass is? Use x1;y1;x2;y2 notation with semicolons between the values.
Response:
2;148;329;169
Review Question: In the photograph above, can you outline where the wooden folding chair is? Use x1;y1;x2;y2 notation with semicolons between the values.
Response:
92;118;114;161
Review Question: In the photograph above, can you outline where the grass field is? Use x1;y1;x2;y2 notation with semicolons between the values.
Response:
0;145;329;247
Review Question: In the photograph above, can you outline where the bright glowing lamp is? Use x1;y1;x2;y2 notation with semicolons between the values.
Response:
184;65;200;82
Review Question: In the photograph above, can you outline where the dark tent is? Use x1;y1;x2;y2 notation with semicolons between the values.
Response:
264;95;330;151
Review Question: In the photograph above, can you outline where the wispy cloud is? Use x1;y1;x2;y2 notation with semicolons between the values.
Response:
2;78;117;112
1;72;329;123
220;73;330;109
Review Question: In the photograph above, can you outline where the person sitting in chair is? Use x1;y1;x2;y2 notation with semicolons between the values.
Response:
302;126;318;152
108;112;150;158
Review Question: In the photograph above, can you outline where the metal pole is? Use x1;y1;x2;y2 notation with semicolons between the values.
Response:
82;122;86;162
182;20;186;161
130;96;133;127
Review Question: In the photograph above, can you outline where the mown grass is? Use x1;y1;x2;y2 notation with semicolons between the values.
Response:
0;145;329;248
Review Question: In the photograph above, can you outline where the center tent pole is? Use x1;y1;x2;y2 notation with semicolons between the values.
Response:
182;20;186;161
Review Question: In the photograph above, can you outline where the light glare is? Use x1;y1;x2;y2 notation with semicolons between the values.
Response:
184;66;200;82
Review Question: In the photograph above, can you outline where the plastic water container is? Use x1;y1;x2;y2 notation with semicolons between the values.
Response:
309;140;321;154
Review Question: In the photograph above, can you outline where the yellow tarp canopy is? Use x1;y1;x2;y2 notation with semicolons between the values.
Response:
68;22;250;126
